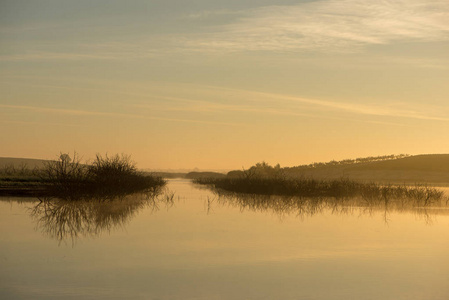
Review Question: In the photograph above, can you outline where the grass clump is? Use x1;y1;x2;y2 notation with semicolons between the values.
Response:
46;153;165;199
194;162;445;206
84;154;164;197
194;177;361;198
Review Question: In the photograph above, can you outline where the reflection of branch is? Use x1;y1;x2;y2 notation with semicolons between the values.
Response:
29;190;174;245
163;192;176;210
204;196;215;215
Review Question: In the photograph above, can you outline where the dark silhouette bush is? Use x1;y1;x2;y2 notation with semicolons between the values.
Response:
41;152;165;199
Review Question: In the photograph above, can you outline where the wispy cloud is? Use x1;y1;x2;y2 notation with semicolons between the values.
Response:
134;100;315;118
0;53;121;61
183;0;449;53
185;9;244;20
3;78;447;125
240;89;449;122
132;85;449;123
0;48;158;62
2;0;447;62
0;119;86;127
0;104;241;126
0;104;134;117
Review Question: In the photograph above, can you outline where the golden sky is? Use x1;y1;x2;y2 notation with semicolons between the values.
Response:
1;0;448;170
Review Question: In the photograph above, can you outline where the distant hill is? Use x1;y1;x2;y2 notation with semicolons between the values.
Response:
146;172;187;179
347;154;449;172
227;154;449;186
0;157;48;169
185;171;226;179
285;154;449;185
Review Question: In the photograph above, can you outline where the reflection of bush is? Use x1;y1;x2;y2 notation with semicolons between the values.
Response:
41;153;165;199
30;190;173;244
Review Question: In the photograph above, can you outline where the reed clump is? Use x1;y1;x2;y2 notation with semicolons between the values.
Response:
194;177;444;205
83;154;165;198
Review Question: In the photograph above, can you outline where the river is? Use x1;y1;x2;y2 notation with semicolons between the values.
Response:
1;179;449;299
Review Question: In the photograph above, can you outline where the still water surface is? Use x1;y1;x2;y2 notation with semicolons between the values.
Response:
1;179;449;299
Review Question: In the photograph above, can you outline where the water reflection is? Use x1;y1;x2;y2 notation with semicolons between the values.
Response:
18;182;449;245
205;189;449;224
29;190;175;244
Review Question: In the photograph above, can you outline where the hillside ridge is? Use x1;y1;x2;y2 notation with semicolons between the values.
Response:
0;157;48;169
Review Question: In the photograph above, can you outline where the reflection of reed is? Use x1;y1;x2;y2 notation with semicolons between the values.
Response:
30;190;175;244
195;177;445;203
208;190;449;224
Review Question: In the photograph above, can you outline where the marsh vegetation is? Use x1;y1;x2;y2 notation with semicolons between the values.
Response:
195;176;444;203
195;161;446;206
0;153;165;199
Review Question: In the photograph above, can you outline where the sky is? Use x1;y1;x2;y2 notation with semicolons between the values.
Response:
1;0;448;170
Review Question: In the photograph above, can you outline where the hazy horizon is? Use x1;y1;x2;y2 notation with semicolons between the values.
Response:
1;0;448;169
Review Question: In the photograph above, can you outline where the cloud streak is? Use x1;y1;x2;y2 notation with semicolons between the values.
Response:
0;47;159;62
0;104;241;126
183;0;449;53
0;104;134;117
240;89;449;122
3;79;447;125
133;85;449;123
